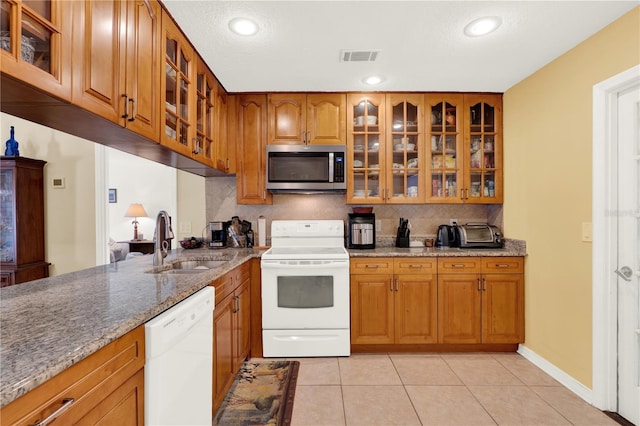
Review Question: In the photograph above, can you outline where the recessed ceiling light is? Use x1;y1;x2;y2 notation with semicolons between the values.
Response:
464;16;502;37
363;75;384;85
228;17;258;36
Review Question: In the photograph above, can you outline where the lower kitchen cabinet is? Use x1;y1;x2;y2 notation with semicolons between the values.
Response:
350;257;437;346
0;326;145;426
437;257;524;344
211;262;251;412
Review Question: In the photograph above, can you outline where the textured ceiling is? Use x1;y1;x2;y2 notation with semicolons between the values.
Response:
161;1;638;93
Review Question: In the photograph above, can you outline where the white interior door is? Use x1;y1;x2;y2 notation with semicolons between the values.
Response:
616;83;640;426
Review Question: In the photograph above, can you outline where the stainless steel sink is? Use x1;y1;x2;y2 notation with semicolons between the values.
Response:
170;260;228;270
147;258;229;274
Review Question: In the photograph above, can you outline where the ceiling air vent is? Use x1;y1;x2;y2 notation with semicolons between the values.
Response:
340;50;380;62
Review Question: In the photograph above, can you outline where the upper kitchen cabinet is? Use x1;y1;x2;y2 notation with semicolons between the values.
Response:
347;93;386;203
268;93;346;145
234;94;272;205
425;93;503;204
71;0;161;141
193;57;216;168
348;93;424;204
425;93;464;203
463;94;502;203
215;79;234;174
0;0;72;100
160;9;196;157
385;94;424;204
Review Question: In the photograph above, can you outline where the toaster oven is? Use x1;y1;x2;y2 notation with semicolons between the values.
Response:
456;223;503;249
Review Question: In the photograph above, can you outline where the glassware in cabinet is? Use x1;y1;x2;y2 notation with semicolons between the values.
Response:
387;94;423;202
464;94;502;203
347;94;386;202
162;12;195;155
425;94;463;203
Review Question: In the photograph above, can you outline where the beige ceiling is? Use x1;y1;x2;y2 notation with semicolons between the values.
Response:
161;1;639;93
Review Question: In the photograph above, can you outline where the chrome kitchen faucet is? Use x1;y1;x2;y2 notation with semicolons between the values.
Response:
152;210;175;267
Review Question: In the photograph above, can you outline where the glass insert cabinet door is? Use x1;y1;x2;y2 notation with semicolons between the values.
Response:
0;169;15;263
464;94;502;203
426;94;463;203
387;94;423;203
347;93;386;203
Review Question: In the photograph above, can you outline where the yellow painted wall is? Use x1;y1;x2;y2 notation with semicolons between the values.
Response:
503;7;640;388
1;113;97;276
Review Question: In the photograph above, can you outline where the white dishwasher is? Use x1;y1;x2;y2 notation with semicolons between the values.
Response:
145;286;214;426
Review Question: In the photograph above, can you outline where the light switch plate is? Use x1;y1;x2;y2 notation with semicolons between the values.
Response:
179;222;192;234
582;222;592;242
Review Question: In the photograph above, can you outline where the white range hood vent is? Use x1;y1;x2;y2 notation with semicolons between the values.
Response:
340;50;380;62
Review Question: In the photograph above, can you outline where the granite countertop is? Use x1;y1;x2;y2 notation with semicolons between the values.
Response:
0;247;265;407
348;238;526;257
0;240;526;407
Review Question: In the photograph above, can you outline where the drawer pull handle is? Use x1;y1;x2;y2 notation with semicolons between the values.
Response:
495;264;510;268
365;265;379;268
452;264;466;268
32;398;75;426
409;264;423;268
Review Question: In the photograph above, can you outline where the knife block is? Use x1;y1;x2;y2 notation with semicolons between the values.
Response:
395;230;410;248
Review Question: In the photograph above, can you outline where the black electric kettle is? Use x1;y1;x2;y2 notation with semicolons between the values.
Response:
436;225;459;247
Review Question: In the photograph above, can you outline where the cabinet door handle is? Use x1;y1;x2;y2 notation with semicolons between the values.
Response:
33;398;75;426
395;279;399;292
306;131;311;144
192;138;201;155
482;278;487;291
477;278;482;291
127;98;135;122
121;94;129;119
389;278;393;292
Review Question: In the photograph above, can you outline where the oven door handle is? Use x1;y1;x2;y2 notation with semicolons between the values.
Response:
261;260;349;269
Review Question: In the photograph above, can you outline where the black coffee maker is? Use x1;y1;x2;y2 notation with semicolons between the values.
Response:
348;213;375;249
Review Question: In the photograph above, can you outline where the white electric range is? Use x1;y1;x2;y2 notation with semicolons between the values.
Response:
261;220;350;357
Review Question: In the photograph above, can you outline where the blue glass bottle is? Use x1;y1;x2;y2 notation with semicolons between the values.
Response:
4;126;20;157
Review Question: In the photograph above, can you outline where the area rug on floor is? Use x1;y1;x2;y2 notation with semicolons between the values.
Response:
213;360;300;426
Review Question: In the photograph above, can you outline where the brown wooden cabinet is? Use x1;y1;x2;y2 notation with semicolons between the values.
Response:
211;262;251;412
233;94;272;204
71;0;160;141
463;94;503;203
0;156;49;286
160;9;195;157
437;257;523;344
268;93;346;145
0;325;145;426
347;93;426;204
0;0;73;100
425;93;502;203
350;257;437;346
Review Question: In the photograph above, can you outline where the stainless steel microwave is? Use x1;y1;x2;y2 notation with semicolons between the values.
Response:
266;145;346;192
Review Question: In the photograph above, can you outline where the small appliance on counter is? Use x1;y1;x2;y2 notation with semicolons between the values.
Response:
435;222;503;249
348;212;375;249
207;221;227;248
456;222;503;249
436;224;459;247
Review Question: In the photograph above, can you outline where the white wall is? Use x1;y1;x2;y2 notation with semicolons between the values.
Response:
106;148;178;245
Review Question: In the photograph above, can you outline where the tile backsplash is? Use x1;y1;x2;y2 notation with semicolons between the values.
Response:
206;176;502;242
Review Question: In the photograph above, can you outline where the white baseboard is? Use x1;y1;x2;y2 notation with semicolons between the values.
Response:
517;344;593;404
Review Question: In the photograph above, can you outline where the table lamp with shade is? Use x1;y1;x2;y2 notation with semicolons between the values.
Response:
124;203;148;241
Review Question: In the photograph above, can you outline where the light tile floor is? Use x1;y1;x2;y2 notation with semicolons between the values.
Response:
281;353;618;426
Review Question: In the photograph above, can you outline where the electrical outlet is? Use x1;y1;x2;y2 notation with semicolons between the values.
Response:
582;222;592;242
449;219;458;226
179;222;192;234
375;220;382;232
